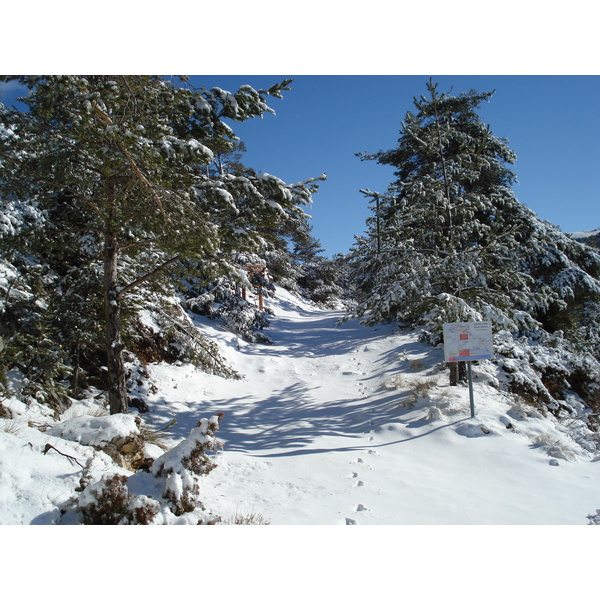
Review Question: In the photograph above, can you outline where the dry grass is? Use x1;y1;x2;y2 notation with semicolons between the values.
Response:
381;374;404;390
139;420;173;451
409;360;425;371
533;433;577;461
407;377;437;399
223;512;271;525
0;419;23;435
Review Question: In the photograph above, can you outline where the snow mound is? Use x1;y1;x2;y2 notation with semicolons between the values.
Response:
48;414;140;448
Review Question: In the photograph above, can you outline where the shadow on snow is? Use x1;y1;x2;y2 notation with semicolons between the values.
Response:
153;304;452;457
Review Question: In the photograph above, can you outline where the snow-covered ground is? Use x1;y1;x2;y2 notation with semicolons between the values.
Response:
2;285;599;525
571;227;600;239
145;287;600;526
2;286;599;594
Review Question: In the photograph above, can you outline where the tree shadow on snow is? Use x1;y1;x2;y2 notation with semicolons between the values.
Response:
262;313;396;358
249;417;471;458
203;380;470;457
209;380;396;452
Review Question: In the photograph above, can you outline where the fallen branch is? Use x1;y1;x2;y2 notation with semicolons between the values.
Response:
43;443;86;468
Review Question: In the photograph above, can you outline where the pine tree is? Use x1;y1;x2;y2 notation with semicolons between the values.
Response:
351;79;536;334
0;76;323;414
350;79;600;409
291;223;343;306
180;127;326;341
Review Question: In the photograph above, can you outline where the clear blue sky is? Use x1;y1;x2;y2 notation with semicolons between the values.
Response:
3;76;599;257
188;75;600;256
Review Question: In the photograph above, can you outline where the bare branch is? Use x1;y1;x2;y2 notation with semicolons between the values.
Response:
91;99;167;222
117;255;182;299
42;443;85;468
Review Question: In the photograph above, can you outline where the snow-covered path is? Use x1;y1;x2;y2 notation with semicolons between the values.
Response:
145;289;600;525
1;286;598;526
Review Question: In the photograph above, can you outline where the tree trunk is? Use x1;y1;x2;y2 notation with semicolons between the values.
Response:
449;362;468;386
104;229;128;414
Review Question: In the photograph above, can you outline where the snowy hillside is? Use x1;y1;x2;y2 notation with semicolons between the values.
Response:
2;284;599;597
571;227;600;239
2;285;599;527
571;227;600;248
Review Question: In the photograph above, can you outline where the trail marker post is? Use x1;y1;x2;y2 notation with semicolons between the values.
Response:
442;321;494;418
243;265;267;310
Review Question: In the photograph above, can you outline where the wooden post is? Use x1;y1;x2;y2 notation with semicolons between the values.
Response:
244;265;267;310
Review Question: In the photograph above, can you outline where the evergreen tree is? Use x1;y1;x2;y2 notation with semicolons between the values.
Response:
350;80;600;408
0;76;323;414
351;80;536;333
291;223;343;306
180;127;326;342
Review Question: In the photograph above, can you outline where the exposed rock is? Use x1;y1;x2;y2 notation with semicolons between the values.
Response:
99;432;146;471
48;413;146;472
0;401;11;419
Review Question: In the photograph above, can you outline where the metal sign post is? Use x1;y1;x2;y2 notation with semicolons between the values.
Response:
467;362;475;418
443;321;494;418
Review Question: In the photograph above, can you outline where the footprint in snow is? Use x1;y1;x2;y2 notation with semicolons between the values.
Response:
355;504;368;512
349;472;365;486
354;456;373;470
345;518;357;525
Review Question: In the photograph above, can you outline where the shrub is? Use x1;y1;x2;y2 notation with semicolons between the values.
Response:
151;413;224;516
72;413;225;525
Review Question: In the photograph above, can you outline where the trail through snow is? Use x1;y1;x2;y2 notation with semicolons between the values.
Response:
141;288;600;525
2;285;599;597
1;286;598;526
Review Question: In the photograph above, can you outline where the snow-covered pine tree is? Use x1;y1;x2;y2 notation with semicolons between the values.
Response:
349;79;600;414
291;222;344;306
181;129;327;341
0;76;323;414
351;80;535;332
0;190;81;411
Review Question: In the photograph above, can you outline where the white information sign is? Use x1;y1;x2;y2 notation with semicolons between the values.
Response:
443;321;494;363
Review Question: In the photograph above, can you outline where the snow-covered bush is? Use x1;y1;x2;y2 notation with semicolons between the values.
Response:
185;276;273;343
130;293;240;377
77;473;156;525
492;329;600;421
72;414;225;525
151;413;223;516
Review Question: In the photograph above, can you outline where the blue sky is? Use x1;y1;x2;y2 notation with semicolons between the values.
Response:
188;75;599;256
3;76;598;257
